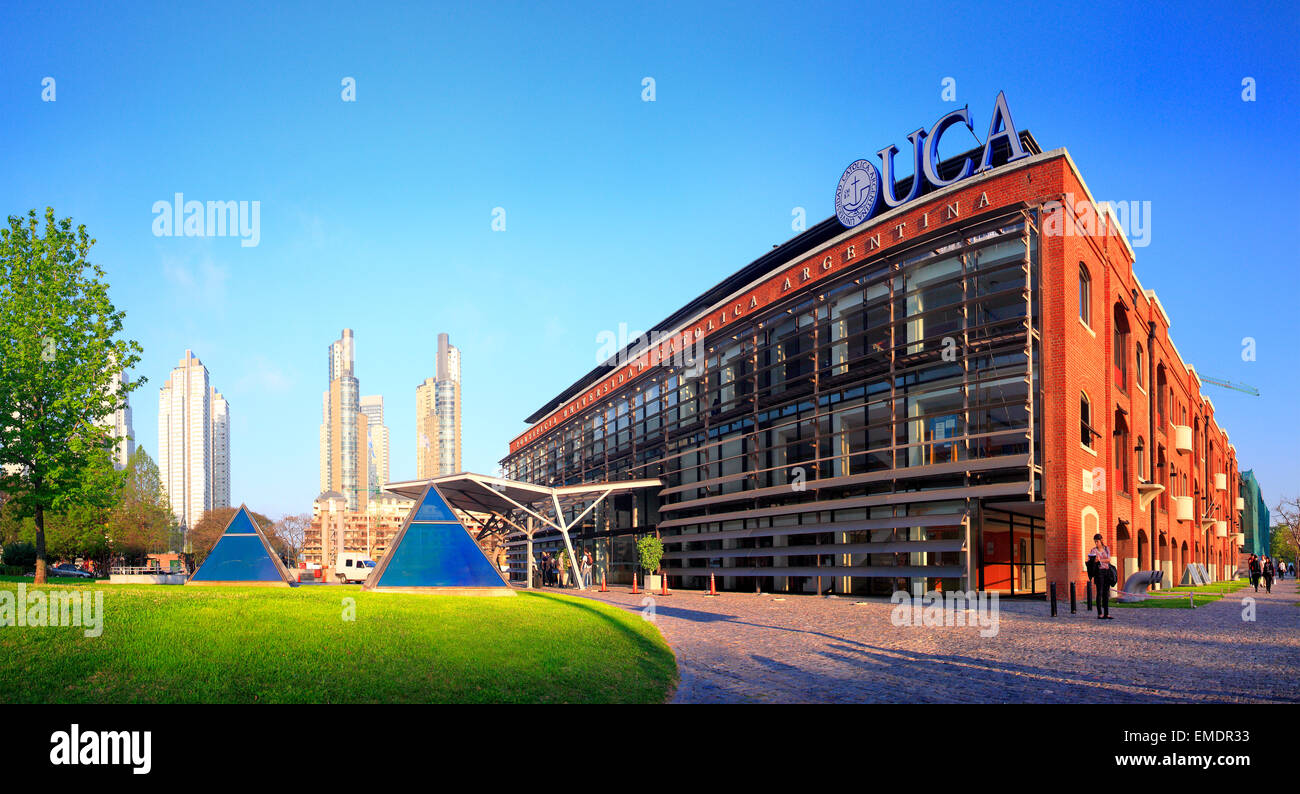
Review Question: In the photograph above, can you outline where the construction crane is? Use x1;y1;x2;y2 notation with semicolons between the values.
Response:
1197;373;1260;397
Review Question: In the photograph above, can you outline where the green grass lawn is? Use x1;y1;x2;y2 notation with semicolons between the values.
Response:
1113;578;1251;609
1112;594;1224;609
1170;579;1251;594
0;577;676;704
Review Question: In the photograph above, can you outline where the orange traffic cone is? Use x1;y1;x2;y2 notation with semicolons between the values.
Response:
631;573;639;594
707;572;717;596
660;573;668;596
600;572;608;592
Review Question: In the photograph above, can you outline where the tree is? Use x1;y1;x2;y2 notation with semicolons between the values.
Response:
636;535;664;576
106;447;175;562
270;513;310;565
0;496;24;546
188;507;275;566
0;208;142;583
1270;497;1299;564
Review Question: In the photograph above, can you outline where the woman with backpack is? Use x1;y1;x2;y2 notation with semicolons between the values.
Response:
1249;554;1262;592
1086;533;1115;620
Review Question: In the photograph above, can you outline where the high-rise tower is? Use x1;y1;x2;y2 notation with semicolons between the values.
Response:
320;329;369;511
359;394;390;493
158;350;230;531
416;333;461;478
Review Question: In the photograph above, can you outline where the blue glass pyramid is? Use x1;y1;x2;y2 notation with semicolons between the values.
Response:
369;485;510;590
190;506;292;584
223;509;259;535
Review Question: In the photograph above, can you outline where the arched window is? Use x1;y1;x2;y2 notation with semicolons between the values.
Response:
1082;507;1100;553
1079;264;1092;326
1155;364;1167;428
1158;446;1168;509
1113;303;1129;392
1081;392;1094;449
1135;345;1145;389
1115;411;1130;492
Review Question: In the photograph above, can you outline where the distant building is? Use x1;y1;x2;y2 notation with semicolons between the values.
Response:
210;389;230;508
304;490;413;565
158;350;230;532
359;394;390;494
415;333;461;478
1239;469;1270;558
105;369;135;470
320;329;368;511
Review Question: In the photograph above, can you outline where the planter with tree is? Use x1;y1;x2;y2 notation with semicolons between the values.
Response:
637;535;665;592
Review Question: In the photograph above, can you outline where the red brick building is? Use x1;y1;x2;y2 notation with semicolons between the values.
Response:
501;115;1242;595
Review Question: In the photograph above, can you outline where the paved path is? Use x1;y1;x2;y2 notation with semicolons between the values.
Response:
557;579;1300;703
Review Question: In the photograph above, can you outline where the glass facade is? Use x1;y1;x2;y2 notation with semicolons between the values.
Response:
504;210;1044;594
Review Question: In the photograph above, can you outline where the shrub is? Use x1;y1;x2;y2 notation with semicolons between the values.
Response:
1;541;36;570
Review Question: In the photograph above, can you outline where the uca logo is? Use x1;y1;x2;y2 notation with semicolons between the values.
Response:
834;91;1029;229
835;159;880;227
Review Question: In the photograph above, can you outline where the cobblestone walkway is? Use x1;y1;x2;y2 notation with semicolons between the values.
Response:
557;579;1300;703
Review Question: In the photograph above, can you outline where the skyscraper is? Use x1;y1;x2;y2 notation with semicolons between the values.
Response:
416;333;461;478
210;388;230;508
158;350;230;532
105;369;135;470
320;329;368;511
359;394;390;493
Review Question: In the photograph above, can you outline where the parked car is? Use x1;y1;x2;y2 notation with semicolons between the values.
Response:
49;563;93;579
335;553;376;583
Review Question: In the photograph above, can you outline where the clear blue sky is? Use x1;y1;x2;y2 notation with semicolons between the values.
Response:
2;1;1297;518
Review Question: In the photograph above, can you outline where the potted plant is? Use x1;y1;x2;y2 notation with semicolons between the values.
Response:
637;535;665;591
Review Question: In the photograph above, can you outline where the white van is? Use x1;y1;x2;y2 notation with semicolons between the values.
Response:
335;553;377;583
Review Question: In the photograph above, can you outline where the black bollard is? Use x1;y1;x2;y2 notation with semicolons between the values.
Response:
1050;582;1057;616
1070;581;1077;614
1086;580;1093;612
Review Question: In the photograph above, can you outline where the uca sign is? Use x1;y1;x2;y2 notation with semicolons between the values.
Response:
835;91;1029;228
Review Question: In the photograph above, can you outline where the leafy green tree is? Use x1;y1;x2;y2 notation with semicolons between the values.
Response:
1272;498;1300;566
0;208;142;583
0;496;24;546
7;447;115;565
107;447;175;562
636;535;664;575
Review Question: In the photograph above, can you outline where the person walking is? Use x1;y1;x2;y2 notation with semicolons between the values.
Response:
1085;547;1100;608
1087;533;1114;620
1248;554;1261;592
1261;555;1275;594
580;549;593;589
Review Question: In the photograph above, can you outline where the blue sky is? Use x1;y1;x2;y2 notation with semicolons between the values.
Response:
2;1;1297;517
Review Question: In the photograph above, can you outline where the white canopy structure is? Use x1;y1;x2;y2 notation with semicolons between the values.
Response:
384;472;661;590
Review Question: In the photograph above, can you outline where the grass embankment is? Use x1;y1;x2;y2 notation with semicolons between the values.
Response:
0;578;675;704
1113;577;1251;609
